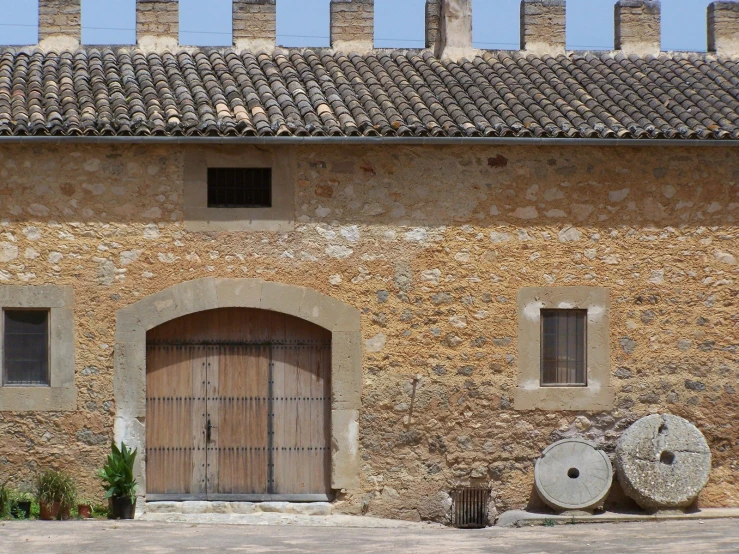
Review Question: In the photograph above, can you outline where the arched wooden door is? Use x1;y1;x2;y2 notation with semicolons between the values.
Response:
145;308;331;501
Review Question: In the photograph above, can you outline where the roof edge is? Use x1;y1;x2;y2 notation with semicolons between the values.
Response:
0;136;736;147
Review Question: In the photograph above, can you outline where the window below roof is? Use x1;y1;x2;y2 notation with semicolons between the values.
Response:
183;147;295;233
207;168;273;209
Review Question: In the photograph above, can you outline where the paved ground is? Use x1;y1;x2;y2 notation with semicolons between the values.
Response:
1;518;738;553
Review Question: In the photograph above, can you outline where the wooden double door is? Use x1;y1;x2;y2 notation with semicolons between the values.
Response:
145;309;331;501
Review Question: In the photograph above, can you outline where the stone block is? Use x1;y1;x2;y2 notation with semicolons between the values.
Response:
330;0;374;51
215;278;263;309
288;502;333;516
210;501;233;514
708;2;739;56
332;408;361;490
145;502;183;514
520;0;566;53
229;502;261;514
182;501;214;514
615;1;661;55
331;331;362;409
434;0;473;59
259;501;290;513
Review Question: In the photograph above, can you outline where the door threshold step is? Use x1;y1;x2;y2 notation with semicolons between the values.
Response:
143;501;333;517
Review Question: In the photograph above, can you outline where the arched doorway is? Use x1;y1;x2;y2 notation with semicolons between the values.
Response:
145;308;331;501
114;278;361;499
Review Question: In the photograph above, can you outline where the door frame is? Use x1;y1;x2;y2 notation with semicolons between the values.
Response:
113;278;362;500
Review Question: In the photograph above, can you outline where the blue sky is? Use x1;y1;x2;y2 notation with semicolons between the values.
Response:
0;0;713;51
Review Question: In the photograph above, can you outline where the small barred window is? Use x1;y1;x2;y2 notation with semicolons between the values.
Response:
541;309;587;386
207;168;272;208
3;310;50;386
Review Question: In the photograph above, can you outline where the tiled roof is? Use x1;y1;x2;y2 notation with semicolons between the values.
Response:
0;47;738;140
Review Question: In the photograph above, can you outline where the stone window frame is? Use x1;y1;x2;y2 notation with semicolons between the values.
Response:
514;287;615;411
114;278;362;498
183;146;296;232
0;285;76;412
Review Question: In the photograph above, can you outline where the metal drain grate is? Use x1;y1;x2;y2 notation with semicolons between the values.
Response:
450;488;491;529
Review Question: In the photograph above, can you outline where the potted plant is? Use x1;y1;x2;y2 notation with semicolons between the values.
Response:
36;470;76;521
77;499;93;519
11;492;33;519
98;442;138;520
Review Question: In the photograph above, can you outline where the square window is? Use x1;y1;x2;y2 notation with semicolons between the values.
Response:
540;309;587;386
207;168;272;208
3;309;50;386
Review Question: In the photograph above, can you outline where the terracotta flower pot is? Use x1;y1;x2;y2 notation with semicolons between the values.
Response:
78;504;93;519
39;501;60;521
40;501;71;521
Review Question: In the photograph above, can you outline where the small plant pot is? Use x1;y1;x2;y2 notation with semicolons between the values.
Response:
12;500;32;519
108;497;136;520
77;504;93;519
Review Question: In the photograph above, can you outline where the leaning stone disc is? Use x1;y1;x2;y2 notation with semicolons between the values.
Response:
535;438;613;512
615;414;711;510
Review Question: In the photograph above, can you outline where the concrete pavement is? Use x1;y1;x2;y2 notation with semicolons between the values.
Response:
0;518;738;553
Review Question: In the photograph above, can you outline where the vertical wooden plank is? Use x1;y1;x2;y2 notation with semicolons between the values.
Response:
206;346;219;496
191;346;207;495
212;344;270;496
146;344;198;496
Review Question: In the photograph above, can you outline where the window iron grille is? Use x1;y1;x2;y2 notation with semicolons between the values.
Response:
3;309;50;386
207;167;272;208
450;488;491;529
541;309;587;386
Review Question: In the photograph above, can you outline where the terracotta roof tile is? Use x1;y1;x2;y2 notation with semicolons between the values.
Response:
0;46;737;140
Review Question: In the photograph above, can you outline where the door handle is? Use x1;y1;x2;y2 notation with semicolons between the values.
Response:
206;419;217;442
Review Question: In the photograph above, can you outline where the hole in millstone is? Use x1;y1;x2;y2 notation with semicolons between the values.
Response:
658;423;668;434
567;468;580;479
660;451;676;465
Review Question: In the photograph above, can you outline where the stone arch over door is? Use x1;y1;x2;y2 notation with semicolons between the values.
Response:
114;278;362;497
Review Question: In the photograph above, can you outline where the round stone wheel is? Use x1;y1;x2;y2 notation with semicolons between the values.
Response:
615;414;711;510
534;439;613;512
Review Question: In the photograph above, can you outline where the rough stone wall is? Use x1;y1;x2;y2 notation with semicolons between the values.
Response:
708;2;739;56
425;0;440;50
233;0;276;47
0;143;737;521
520;0;566;53
615;1;661;54
136;0;179;44
38;0;81;42
330;0;374;50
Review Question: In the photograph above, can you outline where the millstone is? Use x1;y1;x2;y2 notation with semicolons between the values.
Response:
615;414;711;510
534;438;613;512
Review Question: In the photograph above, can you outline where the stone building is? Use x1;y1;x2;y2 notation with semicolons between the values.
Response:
0;0;737;522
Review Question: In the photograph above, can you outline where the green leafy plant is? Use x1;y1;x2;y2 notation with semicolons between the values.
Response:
10;492;33;519
0;480;10;518
35;470;77;512
543;518;556;527
98;442;138;502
